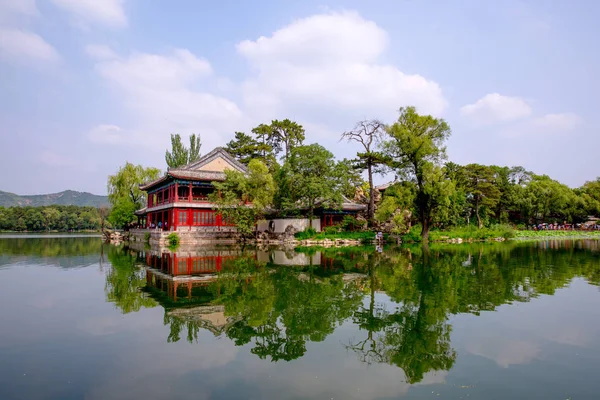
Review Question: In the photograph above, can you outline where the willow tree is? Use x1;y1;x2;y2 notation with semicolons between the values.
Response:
341;119;388;225
107;162;161;227
383;107;452;241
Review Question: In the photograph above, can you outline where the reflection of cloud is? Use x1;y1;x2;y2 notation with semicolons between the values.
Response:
77;315;122;336
543;327;590;347
466;337;539;368
85;330;239;400
27;295;57;310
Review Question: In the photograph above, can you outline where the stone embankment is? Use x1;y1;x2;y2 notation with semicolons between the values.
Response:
103;229;127;245
436;237;506;244
255;238;365;247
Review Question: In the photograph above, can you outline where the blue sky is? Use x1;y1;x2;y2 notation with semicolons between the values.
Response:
1;0;598;195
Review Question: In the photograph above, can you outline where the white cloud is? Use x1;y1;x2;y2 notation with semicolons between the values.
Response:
460;93;532;125
237;11;447;135
0;28;59;64
531;112;582;132
50;0;127;28
40;150;76;167
85;44;118;60
0;0;38;22
91;48;242;152
87;124;127;145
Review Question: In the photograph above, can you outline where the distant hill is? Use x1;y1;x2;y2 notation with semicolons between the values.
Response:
0;190;109;208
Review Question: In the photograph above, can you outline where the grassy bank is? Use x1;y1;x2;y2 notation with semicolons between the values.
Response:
295;229;381;242
401;224;515;243
514;230;600;239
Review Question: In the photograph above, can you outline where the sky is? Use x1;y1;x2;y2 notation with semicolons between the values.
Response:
0;0;598;195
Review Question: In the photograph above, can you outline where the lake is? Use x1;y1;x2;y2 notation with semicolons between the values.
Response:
1;236;599;400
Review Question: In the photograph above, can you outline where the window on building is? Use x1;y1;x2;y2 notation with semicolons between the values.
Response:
178;210;188;225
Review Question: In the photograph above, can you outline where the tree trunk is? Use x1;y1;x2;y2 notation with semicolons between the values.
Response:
421;214;430;242
367;163;375;226
476;197;482;228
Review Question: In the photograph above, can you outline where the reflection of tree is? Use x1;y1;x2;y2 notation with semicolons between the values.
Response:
0;236;101;259
105;245;157;313
221;265;363;361
159;255;363;361
346;247;456;384
345;241;600;383
155;241;600;372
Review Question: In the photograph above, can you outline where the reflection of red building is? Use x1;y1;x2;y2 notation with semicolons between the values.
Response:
144;251;238;276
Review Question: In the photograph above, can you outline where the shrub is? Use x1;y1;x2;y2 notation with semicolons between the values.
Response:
144;232;151;243
167;232;180;249
323;225;340;234
402;225;423;243
341;216;365;231
295;227;317;240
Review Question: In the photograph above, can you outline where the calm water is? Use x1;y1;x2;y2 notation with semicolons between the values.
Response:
1;237;599;400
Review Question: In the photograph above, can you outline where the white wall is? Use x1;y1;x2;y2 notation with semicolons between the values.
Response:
256;218;321;233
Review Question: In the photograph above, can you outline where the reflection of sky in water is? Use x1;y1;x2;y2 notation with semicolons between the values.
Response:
0;240;600;400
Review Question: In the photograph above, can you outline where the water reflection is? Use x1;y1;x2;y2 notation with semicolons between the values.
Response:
0;236;102;268
104;240;600;384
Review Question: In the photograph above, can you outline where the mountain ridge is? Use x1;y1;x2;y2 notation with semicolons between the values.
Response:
0;190;109;208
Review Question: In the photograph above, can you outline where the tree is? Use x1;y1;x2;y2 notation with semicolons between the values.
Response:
341;119;388;225
284;144;349;218
521;175;580;222
225;131;273;166
165;133;202;168
383;107;452;241
375;181;416;234
464;164;502;228
268;119;305;161
580;177;600;217
107;162;161;227
107;198;137;228
210;159;276;239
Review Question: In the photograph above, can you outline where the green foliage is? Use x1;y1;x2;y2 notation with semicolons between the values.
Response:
282;144;351;217
341;215;365;231
210;159;276;239
323;225;340;234
225;131;271;165
382;106;452;241
295;227;318;240
515;230;600;239
105;246;158;314
144;232;150;243
0;205;103;232
167;232;180;249
463;163;502;228
107;162;161;209
267;119;306;161
107;162;161;227
108;197;137;228
294;229;379;242
519;174;582;222
165;133;202;168
401;224;516;243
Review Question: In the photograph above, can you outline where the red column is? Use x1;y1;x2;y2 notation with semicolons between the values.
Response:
175;182;178;202
188;183;192;202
